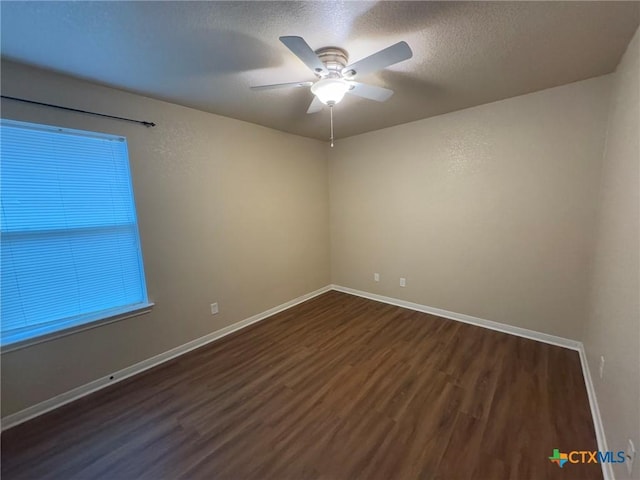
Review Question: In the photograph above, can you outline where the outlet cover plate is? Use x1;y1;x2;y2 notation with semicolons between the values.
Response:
626;439;635;476
599;356;605;379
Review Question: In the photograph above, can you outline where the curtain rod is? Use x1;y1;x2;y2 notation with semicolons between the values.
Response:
0;95;156;128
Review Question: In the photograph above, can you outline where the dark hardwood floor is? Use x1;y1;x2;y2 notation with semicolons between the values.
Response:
1;291;601;479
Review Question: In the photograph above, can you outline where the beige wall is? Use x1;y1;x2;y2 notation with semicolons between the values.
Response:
584;28;639;479
0;61;330;417
329;76;611;339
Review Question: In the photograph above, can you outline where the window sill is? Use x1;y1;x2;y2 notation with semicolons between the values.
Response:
1;303;155;354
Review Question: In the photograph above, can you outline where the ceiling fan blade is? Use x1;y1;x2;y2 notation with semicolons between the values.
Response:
347;82;394;102
342;41;413;79
307;96;324;114
280;36;329;76
250;81;313;91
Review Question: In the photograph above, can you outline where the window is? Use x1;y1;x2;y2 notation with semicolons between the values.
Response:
1;119;151;348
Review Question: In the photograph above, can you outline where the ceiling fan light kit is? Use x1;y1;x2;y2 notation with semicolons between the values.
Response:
310;78;350;106
251;36;413;146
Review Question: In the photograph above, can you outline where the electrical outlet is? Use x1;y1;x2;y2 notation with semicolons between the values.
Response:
626;439;635;476
400;277;406;287
599;356;605;379
374;273;380;282
210;303;219;315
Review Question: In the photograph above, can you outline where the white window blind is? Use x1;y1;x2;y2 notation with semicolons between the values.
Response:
1;119;150;347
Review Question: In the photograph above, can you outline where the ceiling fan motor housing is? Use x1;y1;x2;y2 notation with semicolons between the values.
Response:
315;47;349;78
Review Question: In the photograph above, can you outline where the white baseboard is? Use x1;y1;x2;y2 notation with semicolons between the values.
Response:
331;284;611;480
331;285;581;350
1;285;332;431
577;344;612;480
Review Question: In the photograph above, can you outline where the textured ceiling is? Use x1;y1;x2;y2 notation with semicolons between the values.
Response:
1;1;639;141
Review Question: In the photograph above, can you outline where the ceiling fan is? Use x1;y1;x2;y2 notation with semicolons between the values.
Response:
251;36;413;145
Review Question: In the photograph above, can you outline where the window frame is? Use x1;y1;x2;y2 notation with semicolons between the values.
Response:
0;119;153;351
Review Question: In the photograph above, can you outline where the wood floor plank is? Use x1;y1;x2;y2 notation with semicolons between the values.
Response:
1;291;601;479
435;411;487;480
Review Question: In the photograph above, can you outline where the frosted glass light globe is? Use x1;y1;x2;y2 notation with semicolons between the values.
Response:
311;78;350;106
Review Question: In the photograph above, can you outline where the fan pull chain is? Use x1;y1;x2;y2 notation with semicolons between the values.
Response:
330;105;334;148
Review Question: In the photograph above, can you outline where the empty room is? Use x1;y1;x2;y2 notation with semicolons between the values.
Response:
1;2;638;479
